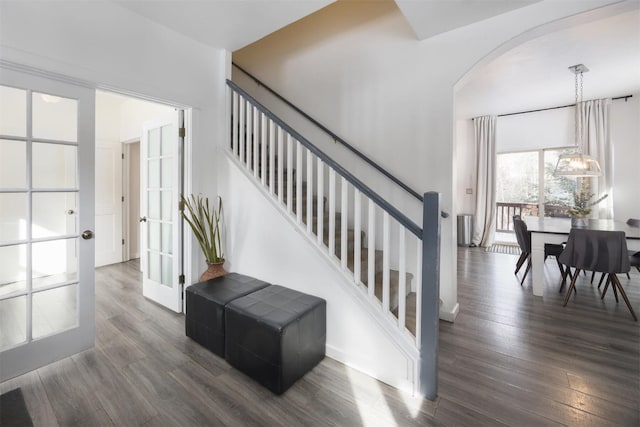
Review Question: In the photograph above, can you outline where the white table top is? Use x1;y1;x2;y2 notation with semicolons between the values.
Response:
524;216;640;239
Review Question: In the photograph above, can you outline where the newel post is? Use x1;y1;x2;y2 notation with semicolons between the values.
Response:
420;191;441;400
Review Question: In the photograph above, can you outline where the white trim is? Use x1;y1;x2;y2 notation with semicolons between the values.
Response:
439;302;459;322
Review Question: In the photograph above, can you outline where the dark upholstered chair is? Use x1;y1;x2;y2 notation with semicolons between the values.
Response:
627;218;640;274
590;217;639;286
559;228;636;321
513;215;565;286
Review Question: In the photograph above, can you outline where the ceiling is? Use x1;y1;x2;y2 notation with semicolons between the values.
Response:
112;0;335;52
395;0;543;40
107;1;639;119
456;8;640;118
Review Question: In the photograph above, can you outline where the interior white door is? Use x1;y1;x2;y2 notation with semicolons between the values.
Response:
140;113;182;312
0;68;95;381
94;137;123;267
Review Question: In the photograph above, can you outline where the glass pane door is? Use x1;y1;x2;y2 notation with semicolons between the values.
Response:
495;151;539;233
0;69;95;381
543;148;577;217
141;114;182;313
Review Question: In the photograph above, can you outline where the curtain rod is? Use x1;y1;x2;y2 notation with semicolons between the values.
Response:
472;94;633;119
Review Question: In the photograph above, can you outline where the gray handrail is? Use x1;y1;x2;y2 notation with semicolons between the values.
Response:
228;79;422;239
232;63;449;220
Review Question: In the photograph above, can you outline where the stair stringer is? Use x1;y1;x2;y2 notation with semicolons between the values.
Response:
219;150;421;395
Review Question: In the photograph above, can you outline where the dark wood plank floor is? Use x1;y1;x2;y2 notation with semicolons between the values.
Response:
1;249;639;426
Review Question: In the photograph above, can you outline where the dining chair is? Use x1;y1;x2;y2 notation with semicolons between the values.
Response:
513;215;565;286
627;218;640;274
590;217;639;286
559;228;636;321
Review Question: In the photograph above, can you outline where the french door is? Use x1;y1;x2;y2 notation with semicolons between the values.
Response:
0;68;95;381
140;112;183;313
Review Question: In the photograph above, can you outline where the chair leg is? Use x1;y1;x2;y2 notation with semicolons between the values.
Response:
597;272;606;289
611;276;619;303
515;252;527;274
563;269;581;306
601;275;611;299
590;271;596;284
626;272;631;280
521;258;531;286
612;274;638;321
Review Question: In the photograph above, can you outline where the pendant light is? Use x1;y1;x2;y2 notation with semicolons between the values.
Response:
553;64;601;177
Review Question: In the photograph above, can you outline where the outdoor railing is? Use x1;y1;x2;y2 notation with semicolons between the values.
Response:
496;202;571;232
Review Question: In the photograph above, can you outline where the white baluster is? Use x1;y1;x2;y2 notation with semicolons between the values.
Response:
277;128;284;204
306;149;313;234
317;159;324;246
286;135;293;214
341;177;348;269
261;113;267;186
238;98;245;163
368;200;375;299
253;106;259;178
415;239;422;347
354;189;361;285
328;169;336;257
296;141;303;224
231;92;238;155
268;120;275;195
398;224;406;330
246;102;252;171
382;212;390;313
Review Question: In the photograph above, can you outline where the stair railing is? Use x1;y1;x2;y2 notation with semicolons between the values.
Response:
227;80;440;400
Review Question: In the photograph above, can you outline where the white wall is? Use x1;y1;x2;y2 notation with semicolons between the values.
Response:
0;0;229;282
456;94;640;222
219;153;419;394
232;0;620;320
120;99;175;143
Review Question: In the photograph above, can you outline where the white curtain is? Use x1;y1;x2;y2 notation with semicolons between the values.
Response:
577;98;613;219
472;115;497;247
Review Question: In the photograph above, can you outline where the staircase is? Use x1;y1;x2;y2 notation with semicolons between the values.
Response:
227;79;441;399
269;158;418;335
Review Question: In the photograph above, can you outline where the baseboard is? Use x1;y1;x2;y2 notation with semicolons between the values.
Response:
439;302;459;322
325;344;415;395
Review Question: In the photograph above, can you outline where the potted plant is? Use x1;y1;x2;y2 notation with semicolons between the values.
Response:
567;188;607;227
181;194;226;281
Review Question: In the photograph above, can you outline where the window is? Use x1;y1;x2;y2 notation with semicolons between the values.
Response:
496;148;577;232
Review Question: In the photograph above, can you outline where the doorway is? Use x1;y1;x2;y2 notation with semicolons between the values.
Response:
94;91;187;313
123;140;140;261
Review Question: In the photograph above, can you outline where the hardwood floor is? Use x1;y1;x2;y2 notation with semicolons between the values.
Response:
1;249;639;426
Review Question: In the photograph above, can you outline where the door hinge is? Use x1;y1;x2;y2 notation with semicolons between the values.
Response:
121;196;125;202
179;127;186;138
121;153;125;160
179;274;185;285
122;239;125;245
179;200;185;212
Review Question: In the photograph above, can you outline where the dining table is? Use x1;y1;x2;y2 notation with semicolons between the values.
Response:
524;216;640;297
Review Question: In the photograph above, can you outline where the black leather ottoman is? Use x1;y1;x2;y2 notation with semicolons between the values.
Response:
225;285;326;395
185;273;270;357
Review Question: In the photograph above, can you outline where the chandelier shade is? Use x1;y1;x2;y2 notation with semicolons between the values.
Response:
554;152;601;177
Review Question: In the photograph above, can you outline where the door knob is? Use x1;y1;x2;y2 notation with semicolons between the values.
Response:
66;209;76;215
82;230;94;240
139;216;147;223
